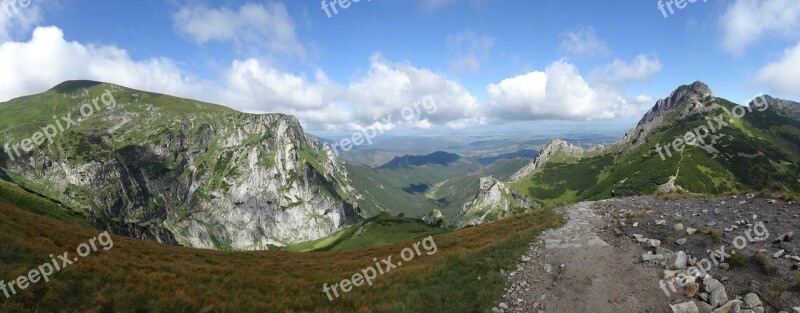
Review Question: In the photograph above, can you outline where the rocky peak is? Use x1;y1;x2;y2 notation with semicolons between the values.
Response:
614;81;715;151
637;81;713;128
755;95;800;119
509;139;585;182
458;176;537;227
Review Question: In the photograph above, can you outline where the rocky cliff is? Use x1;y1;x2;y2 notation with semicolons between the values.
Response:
509;139;586;182
458;176;535;227
0;81;362;250
613;81;714;151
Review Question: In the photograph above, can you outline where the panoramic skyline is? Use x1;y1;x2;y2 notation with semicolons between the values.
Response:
1;0;798;133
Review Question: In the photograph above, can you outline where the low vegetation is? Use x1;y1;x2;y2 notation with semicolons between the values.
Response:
0;198;562;312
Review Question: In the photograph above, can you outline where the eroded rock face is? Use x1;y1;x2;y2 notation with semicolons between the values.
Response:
509;139;586;182
614;81;714;151
458;176;535;227
4;85;361;250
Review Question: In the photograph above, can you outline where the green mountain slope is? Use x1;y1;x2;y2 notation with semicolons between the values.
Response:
512;82;800;205
0;81;362;250
281;212;446;252
347;153;529;221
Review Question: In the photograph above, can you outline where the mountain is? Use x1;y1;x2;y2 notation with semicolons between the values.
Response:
476;149;538;165
508;139;597;182
346;152;530;222
457;176;537;227
0;81;362;250
509;81;800;205
378;151;462;169
0;186;563;312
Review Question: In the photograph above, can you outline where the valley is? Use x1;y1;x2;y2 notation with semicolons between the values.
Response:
0;79;798;312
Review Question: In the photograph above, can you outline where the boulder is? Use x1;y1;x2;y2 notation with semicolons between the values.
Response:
711;299;741;313
709;288;729;309
648;239;662;248
743;293;764;313
775;250;786;258
684;283;700;298
670;301;700;313
668;251;688;270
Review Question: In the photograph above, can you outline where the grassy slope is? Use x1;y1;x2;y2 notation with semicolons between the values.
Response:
0;178;92;228
345;157;482;218
0;198;561;313
347;158;529;220
282;212;446;252
434;158;530;220
511;96;800;205
1;81;363;249
0;81;238;213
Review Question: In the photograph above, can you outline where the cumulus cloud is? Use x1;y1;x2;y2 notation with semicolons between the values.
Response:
447;30;494;73
589;54;662;89
0;26;480;131
485;60;645;122
559;27;611;57
173;2;305;58
346;54;480;129
0;0;41;41
754;42;800;94
0;27;204;103
720;0;800;55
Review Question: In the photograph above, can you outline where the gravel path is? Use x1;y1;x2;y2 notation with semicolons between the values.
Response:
493;202;671;313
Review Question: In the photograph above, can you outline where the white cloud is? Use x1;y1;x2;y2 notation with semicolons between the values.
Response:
0;26;479;131
0;0;41;41
173;2;305;58
346;54;480;129
720;0;800;54
0;27;204;103
485;60;642;122
560;27;611;57
447;30;494;73
589;54;662;89
754;42;800;94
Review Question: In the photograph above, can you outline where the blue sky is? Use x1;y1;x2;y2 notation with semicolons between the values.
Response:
1;0;799;134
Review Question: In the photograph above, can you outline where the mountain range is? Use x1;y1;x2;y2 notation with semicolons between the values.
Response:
1;80;798;251
509;82;800;206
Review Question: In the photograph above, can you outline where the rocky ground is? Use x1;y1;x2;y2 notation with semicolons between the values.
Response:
493;195;800;313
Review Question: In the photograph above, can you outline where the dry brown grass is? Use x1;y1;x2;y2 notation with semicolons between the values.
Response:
0;201;562;313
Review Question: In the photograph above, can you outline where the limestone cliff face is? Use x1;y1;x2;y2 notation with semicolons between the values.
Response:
458;176;535;227
613;81;714;151
509;139;585;182
1;82;361;250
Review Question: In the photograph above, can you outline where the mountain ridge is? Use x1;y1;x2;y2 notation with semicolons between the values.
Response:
507;81;800;207
0;80;363;250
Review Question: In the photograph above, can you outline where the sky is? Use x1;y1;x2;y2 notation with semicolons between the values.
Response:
0;0;799;136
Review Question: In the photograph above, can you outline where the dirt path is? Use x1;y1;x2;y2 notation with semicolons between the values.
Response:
493;201;671;313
